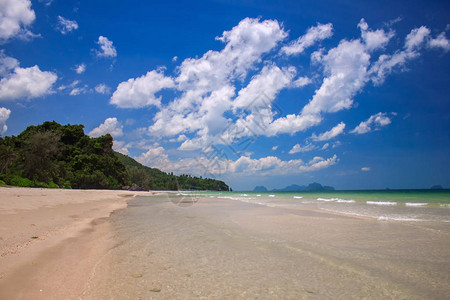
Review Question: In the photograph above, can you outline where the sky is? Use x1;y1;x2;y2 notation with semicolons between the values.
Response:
0;0;449;191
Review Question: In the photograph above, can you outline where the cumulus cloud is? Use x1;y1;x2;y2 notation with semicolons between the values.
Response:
110;70;174;108
57;16;78;34
107;18;447;176
369;26;431;85
0;107;11;135
95;36;117;58
88;117;123;138
361;167;370;171
311;122;346;141
0;0;36;41
95;83;111;94
289;142;316;154
428;32;450;51
113;140;130;155
272;145;278;151
0;65;57;101
281;23;333;55
0;51;19;76
358;18;394;51
73;63;86;74
134;144;338;176
351;112;392;134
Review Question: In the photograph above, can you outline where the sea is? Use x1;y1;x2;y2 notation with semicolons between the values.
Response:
173;189;450;222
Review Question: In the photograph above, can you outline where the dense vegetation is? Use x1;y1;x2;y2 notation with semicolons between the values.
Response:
114;152;230;191
0;121;229;191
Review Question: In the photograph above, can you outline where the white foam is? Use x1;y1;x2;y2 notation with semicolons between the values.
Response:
317;198;338;202
440;204;450;207
366;201;397;206
405;203;428;207
293;196;303;199
268;194;275;197
336;199;355;203
240;194;248;196
256;194;261;197
377;216;421;222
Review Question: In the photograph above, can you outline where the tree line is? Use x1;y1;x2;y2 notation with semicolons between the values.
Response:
0;121;230;191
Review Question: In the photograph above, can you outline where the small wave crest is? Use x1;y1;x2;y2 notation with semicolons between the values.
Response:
367;201;397;206
405;203;428;207
317;198;354;203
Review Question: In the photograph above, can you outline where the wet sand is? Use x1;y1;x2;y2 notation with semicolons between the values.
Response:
82;194;450;299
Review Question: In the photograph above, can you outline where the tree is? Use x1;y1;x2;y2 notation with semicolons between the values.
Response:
23;131;61;182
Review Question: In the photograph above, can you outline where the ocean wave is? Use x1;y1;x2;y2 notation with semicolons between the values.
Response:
336;199;355;203
366;201;397;206
317;197;355;203
293;196;303;199
405;203;428;207
268;194;275;197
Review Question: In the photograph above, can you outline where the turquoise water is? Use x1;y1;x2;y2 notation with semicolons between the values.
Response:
170;189;450;222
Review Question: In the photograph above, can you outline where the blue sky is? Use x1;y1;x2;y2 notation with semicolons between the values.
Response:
0;0;449;190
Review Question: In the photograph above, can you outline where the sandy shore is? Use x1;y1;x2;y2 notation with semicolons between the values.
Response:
0;187;152;300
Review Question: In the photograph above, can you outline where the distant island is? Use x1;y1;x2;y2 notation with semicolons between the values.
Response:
0;121;230;191
254;182;334;192
430;185;444;190
253;186;268;192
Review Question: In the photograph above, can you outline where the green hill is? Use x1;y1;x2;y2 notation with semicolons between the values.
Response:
0;121;229;191
114;151;229;191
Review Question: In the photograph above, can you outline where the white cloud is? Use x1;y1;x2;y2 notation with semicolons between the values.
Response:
361;167;370;171
226;154;338;176
405;26;430;51
95;36;117;58
0;65;57;101
281;23;333;55
135;144;169;168
428;32;450;51
291;76;312;88
0;51;19;76
66;80;88;96
0;0;35;41
110;70;174;108
113;140;130;155
57;16;78;34
38;0;53;6
109;18;446;157
134;144;338;176
172;56;178;62
69;86;88;96
289;143;317;154
321;143;329;150
369;26;431;85
73;63;86;74
351;112;392;134
88;117;123;138
272;145;278;151
95;83;111;94
311;122;345;141
130;18;287;142
0;107;11;135
358;18;394;52
289;142;316;154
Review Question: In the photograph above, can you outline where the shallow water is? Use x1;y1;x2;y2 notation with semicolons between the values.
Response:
212;189;450;222
80;192;450;299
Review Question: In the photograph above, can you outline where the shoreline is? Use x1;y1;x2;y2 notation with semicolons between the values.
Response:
0;187;150;299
